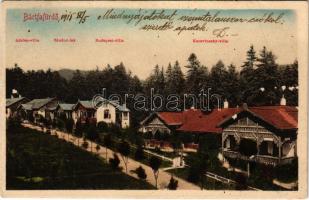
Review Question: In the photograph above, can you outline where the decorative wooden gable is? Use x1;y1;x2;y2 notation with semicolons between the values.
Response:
148;117;165;126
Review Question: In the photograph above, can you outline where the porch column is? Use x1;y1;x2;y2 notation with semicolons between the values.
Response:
294;139;297;157
278;137;282;160
221;132;225;151
256;137;262;156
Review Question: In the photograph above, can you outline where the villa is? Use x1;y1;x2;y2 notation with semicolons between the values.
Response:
219;103;297;166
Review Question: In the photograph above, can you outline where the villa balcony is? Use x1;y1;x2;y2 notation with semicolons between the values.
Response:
222;150;295;166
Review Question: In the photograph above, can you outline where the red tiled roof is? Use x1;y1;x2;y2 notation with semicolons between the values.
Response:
151;105;298;134
249;106;298;130
157;112;184;125
177;108;240;134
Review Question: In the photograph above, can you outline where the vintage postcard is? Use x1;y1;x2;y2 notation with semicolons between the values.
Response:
0;1;308;198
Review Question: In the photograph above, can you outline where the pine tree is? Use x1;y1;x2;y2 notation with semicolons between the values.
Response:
165;61;185;96
185;53;202;95
242;45;257;69
247;47;281;105
172;61;185;95
240;45;257;105
225;64;240;107
208;60;228;108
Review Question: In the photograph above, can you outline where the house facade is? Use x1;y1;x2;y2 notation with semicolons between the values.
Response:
73;99;130;128
56;103;75;119
219;104;297;166
19;98;58;122
139;112;184;134
6;96;29;118
72;100;97;124
96;100;130;128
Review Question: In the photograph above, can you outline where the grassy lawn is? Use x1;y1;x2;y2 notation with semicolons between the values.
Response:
6;125;155;190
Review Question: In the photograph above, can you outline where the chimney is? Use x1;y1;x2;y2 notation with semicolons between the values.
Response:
280;95;286;106
11;89;18;98
223;99;229;109
242;103;248;110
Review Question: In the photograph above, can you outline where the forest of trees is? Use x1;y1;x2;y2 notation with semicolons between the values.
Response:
6;45;298;126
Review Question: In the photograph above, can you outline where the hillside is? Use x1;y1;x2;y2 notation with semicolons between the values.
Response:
58;69;88;81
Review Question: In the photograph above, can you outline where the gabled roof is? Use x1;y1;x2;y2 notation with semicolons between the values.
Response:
22;98;56;110
141;109;203;127
140;111;184;126
58;103;75;111
74;99;129;112
218;106;298;131
109;100;130;112
6;97;28;108
20;104;33;111
74;100;96;110
157;112;184;125
145;105;298;134
178;108;240;134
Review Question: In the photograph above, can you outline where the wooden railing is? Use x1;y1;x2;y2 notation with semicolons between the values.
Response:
222;150;295;166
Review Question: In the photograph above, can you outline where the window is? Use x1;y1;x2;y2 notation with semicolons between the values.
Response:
123;112;128;120
104;110;110;119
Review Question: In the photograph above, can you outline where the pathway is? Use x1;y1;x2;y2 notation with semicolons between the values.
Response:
22;123;200;190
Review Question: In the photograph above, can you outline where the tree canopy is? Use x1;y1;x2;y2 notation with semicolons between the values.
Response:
7;45;298;127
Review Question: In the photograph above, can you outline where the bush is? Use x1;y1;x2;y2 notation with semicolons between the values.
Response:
274;159;298;182
185;153;208;187
74;121;83;137
135;146;145;161
85;124;99;141
109;153;121;170
65;118;74;133
149;156;162;188
187;166;200;183
109;124;121;135
135;166;147;180
167;176;178;190
117;140;131;173
56;118;65;131
7;117;21;129
235;173;248;190
97;121;109;132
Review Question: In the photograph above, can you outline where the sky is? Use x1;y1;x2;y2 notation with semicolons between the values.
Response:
5;8;297;79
